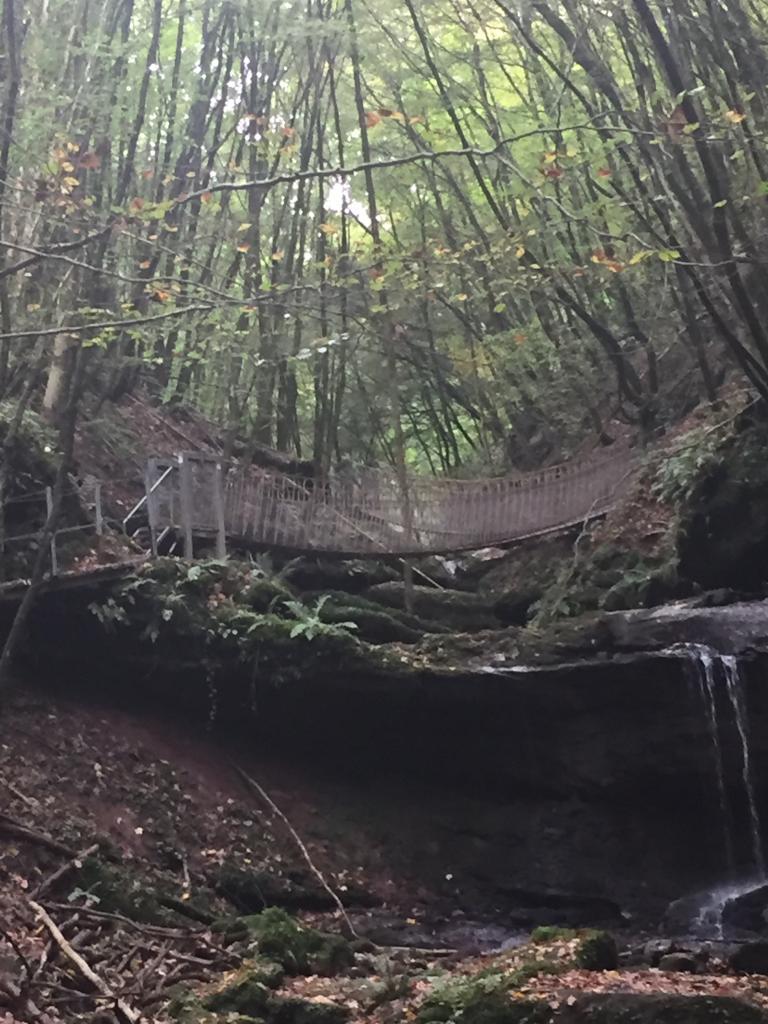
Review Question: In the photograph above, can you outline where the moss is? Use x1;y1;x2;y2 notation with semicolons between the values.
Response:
245;908;353;977
530;925;577;944
575;930;618;971
268;997;350;1024
201;959;283;1015
417;961;563;1024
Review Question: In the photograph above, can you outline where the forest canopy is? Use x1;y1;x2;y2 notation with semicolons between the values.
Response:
1;0;767;475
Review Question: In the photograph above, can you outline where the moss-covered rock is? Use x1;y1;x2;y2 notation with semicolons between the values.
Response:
364;581;500;631
201;959;283;1015
575;930;618;971
243;908;353;977
268;997;350;1024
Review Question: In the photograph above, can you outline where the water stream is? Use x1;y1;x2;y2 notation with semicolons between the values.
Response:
680;646;765;936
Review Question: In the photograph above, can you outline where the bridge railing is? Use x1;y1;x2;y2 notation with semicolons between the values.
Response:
143;446;639;558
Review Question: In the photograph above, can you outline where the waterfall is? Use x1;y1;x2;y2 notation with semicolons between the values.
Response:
689;645;734;872
723;655;765;877
685;645;764;878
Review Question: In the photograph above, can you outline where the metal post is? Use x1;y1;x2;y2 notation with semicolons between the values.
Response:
145;458;159;556
94;481;103;536
214;462;227;560
178;454;194;560
45;486;58;576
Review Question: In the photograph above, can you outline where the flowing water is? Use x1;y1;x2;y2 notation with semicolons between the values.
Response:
679;646;765;936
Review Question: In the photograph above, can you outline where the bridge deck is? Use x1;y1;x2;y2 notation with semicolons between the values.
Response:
145;447;638;558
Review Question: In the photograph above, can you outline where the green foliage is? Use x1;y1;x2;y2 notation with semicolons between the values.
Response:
652;428;728;505
283;595;359;641
90;559;359;657
417;961;564;1024
529;925;577;944
243;907;353;977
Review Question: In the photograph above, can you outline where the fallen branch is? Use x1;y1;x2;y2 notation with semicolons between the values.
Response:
31;842;99;898
0;813;76;857
29;900;140;1024
234;764;356;938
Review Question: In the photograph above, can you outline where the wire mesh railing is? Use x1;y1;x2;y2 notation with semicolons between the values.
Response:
145;446;639;557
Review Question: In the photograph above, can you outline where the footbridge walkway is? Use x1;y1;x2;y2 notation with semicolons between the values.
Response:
140;445;638;559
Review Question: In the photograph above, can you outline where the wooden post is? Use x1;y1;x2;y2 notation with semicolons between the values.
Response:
145;458;159;557
45;487;58;576
178;454;194;560
214;462;227;560
94;481;103;536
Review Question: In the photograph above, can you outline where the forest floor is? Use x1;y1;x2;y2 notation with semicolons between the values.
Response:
2;691;768;1023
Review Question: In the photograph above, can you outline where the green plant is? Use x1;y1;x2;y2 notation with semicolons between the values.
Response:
283;595;358;641
652;427;726;505
530;925;577;944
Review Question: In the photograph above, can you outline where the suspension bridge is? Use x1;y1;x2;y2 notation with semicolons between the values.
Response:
137;445;638;559
0;444;638;595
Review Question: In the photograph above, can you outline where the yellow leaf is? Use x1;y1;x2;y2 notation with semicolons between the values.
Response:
62;176;80;188
237;223;251;233
237;243;250;253
319;223;338;235
724;109;746;124
272;249;284;261
515;244;526;258
26;303;40;312
60;160;75;172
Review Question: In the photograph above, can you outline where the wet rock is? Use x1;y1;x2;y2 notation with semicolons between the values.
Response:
722;886;768;935
494;887;623;929
658;952;698;973
729;941;768;975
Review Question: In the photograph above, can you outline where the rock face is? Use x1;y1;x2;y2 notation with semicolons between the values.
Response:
679;421;768;592
21;563;768;929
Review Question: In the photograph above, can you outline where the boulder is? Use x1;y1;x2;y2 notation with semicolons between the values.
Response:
723;886;768;935
729;941;768;975
658;952;698;973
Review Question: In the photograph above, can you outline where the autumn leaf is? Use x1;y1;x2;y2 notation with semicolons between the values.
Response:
319;223;338;235
130;197;145;212
365;111;381;128
237;243;251;253
200;191;213;203
724;109;746;124
514;332;526;344
139;260;152;269
152;289;171;302
541;166;564;179
272;249;284;261
597;167;612;177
